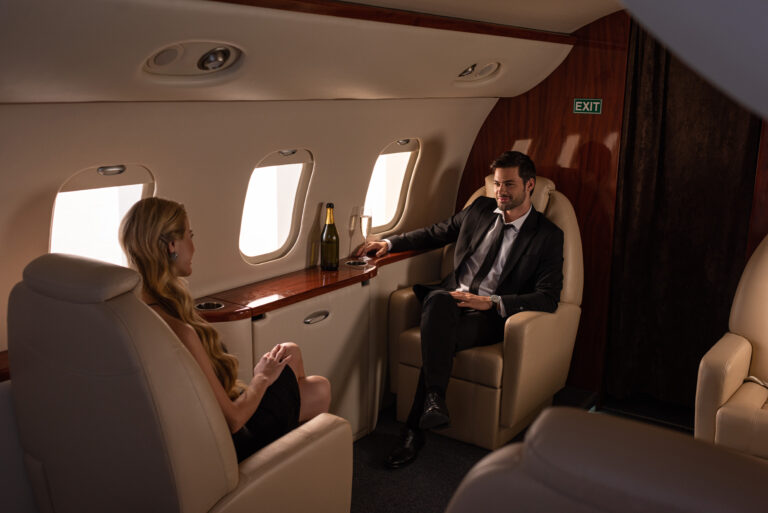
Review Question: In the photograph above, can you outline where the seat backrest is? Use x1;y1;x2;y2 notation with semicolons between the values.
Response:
8;254;238;513
729;235;768;378
447;407;768;513
0;381;37;513
442;175;583;306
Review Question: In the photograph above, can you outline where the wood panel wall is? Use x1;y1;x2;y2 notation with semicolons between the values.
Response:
458;11;631;392
747;121;768;259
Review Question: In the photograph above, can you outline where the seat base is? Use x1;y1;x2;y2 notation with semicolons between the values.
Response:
396;363;549;450
715;382;768;459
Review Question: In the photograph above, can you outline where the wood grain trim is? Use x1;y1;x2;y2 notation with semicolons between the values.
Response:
212;0;578;45
747;120;768;260
0;350;9;382
198;250;426;322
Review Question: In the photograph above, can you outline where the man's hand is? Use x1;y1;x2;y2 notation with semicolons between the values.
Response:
449;291;494;311
357;240;389;258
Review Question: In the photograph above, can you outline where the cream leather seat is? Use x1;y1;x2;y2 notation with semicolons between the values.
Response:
8;253;352;513
446;407;768;513
389;175;583;449
695;234;768;458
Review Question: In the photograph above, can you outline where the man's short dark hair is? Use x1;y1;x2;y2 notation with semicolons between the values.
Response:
490;151;536;185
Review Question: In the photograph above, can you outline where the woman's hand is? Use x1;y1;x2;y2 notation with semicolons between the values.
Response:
252;343;292;387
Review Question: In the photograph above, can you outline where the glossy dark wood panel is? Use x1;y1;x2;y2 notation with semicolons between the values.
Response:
214;0;577;45
0;350;8;382
209;258;376;319
199;251;424;322
747;121;768;259
458;12;631;392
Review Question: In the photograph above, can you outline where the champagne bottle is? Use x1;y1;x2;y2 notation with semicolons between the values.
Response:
320;202;339;271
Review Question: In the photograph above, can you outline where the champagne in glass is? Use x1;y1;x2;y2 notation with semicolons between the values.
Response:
360;214;372;261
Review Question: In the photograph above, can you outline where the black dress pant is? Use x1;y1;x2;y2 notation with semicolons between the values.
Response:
406;288;505;428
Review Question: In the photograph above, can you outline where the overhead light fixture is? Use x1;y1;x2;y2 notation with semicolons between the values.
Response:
144;42;242;76
458;64;476;78
198;47;231;71
455;62;501;84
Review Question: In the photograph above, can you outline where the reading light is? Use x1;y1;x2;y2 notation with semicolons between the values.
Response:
458;64;476;77
198;47;231;71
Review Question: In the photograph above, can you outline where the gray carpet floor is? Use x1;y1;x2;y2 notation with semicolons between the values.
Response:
351;407;514;513
351;388;599;513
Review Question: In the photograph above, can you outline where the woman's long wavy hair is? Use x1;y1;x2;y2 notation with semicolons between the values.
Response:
120;197;244;399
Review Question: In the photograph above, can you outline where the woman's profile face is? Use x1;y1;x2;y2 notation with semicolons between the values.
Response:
169;218;195;277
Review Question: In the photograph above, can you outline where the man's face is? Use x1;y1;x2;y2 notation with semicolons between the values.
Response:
493;166;533;211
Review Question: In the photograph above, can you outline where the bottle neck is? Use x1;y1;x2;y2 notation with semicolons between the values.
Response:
325;207;335;225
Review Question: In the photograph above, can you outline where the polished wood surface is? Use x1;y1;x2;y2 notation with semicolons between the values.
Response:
0;350;8;382
747;120;768;259
199;251;425;322
213;0;577;45
458;11;631;392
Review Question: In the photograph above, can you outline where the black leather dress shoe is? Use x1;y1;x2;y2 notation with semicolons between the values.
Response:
419;391;450;429
384;427;424;469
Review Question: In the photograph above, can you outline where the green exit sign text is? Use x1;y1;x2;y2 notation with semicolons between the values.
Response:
573;98;602;114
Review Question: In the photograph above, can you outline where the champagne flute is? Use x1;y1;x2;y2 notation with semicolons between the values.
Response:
360;214;372;261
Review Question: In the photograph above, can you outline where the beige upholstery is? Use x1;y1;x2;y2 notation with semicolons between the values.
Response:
389;176;584;449
695;234;768;458
446;407;768;513
8;253;352;513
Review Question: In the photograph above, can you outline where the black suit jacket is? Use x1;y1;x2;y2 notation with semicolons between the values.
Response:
388;196;564;317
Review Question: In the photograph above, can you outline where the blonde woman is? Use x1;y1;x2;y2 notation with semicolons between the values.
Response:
120;197;331;461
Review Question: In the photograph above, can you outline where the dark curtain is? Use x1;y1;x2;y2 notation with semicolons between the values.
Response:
602;22;762;426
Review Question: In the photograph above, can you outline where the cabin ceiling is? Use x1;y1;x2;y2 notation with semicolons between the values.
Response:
0;0;622;103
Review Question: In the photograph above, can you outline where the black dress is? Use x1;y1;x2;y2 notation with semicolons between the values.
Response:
231;365;301;462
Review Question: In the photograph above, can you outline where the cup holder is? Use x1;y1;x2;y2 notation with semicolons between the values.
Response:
345;260;367;266
195;301;224;311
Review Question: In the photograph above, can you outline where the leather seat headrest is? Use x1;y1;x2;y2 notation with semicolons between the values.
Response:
23;253;140;304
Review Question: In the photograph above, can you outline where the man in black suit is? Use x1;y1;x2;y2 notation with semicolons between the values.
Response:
359;151;563;468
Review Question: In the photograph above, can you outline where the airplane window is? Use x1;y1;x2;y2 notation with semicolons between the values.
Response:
50;165;154;266
363;139;420;231
239;149;313;262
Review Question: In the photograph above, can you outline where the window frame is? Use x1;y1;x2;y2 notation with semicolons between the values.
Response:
365;138;420;234
238;149;314;265
50;164;155;265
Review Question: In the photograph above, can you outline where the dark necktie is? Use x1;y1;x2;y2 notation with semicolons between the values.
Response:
469;222;514;294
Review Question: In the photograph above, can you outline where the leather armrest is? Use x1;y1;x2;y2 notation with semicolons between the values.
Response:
210;413;352;513
447;407;768;513
388;286;422;393
695;333;752;442
499;303;580;428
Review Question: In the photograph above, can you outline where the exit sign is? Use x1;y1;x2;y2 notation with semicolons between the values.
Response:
573;98;602;114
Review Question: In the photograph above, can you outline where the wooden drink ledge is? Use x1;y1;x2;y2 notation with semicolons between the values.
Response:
195;250;423;323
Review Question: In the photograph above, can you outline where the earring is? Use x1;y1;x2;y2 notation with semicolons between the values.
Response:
170;252;178;261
